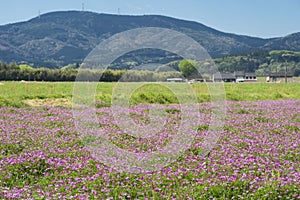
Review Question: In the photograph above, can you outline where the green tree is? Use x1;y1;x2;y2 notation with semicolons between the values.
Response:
178;60;198;77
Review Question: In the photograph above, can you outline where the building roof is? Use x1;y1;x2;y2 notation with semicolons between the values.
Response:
234;71;245;77
245;72;256;77
186;74;204;80
214;73;236;80
213;71;257;81
167;78;184;81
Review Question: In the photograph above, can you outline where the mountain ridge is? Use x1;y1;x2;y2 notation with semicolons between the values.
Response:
0;11;299;68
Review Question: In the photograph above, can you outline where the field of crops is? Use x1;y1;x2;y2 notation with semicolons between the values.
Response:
1;81;300;107
0;82;300;199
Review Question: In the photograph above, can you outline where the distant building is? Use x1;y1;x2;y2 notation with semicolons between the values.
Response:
166;78;184;82
234;71;245;82
213;73;236;82
213;71;257;82
186;74;205;83
166;74;207;83
244;72;257;82
266;73;293;83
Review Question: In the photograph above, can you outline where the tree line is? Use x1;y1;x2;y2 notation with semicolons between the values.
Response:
1;49;300;82
0;63;182;82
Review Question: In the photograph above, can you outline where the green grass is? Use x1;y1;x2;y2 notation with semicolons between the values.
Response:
0;81;300;107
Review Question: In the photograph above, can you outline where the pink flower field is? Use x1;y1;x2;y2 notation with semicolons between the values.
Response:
0;100;300;199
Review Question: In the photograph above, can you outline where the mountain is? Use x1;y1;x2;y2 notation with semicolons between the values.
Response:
263;33;300;51
0;11;299;68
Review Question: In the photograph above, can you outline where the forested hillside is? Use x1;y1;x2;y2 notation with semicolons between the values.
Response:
1;11;300;68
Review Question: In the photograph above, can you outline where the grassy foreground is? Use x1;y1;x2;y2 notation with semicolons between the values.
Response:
0;81;300;107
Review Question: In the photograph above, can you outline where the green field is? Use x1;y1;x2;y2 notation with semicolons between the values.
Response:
0;81;300;107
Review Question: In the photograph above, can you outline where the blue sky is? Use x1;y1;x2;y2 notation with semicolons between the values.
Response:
1;0;299;38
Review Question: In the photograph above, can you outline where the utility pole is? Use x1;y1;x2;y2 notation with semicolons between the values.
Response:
282;53;291;84
285;60;287;84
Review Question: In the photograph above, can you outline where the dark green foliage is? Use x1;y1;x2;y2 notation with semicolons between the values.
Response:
0;62;182;82
215;50;300;76
165;108;181;114
1;158;53;187
197;124;209;132
178;60;198;77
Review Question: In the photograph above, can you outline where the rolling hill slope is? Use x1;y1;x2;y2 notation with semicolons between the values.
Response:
0;11;299;68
